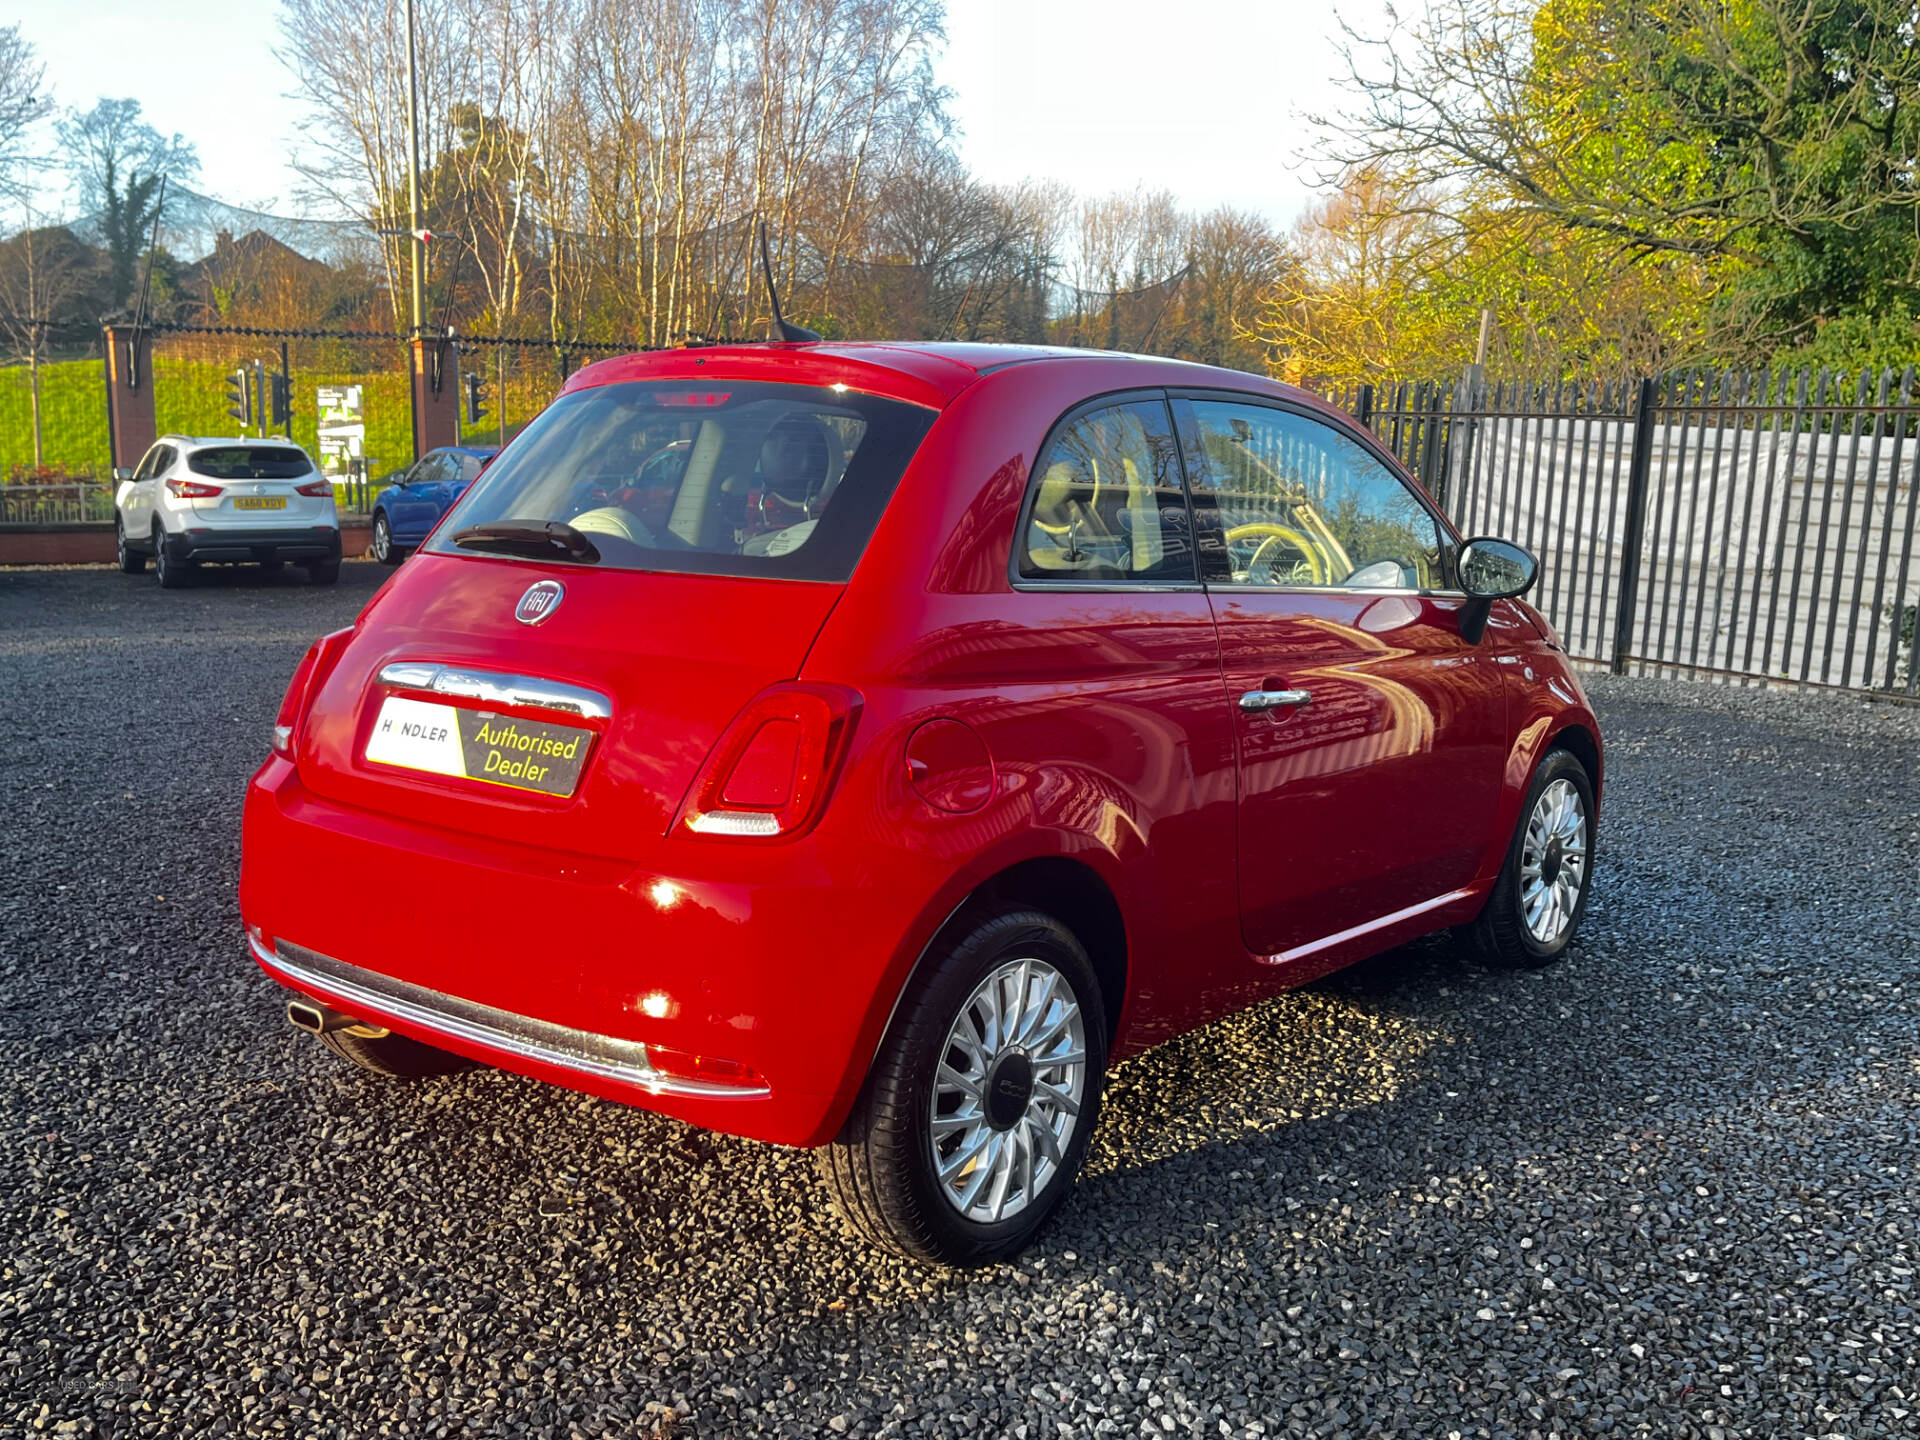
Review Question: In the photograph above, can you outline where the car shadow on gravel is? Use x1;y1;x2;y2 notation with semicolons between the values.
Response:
134;562;349;590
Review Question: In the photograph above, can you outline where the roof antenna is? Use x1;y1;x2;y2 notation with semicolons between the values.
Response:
758;219;820;343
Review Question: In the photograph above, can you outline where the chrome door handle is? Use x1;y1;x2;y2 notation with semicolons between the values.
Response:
1239;688;1312;712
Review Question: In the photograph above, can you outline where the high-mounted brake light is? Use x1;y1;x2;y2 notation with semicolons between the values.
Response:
295;480;334;497
654;391;730;407
681;684;860;841
166;478;223;498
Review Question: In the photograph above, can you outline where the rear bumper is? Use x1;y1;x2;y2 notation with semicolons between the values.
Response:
252;935;770;1099
238;758;935;1147
166;526;342;563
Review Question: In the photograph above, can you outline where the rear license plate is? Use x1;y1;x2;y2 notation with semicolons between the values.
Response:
365;696;591;797
233;496;287;510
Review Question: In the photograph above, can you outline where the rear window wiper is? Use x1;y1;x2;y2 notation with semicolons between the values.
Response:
450;520;601;564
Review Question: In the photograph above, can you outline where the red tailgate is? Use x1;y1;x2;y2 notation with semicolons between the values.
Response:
295;552;842;863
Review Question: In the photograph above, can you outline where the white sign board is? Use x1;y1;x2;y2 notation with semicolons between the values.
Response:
316;383;366;474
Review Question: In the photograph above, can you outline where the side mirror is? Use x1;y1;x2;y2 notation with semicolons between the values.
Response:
1456;537;1538;644
112;466;135;483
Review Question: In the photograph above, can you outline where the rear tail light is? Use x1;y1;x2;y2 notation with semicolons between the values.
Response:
166;478;222;498
270;645;321;756
680;683;860;840
295;480;334;497
270;627;353;759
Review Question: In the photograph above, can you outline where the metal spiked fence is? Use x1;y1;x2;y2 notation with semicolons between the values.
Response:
1328;369;1920;696
151;328;415;502
145;326;645;510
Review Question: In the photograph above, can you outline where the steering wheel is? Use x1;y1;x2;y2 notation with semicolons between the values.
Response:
1224;521;1326;585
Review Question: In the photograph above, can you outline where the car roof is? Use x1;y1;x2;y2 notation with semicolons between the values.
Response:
160;435;307;449
432;445;500;456
562;341;1321;413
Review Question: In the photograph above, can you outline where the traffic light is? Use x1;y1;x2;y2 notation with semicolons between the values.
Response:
268;372;292;429
224;368;252;427
464;368;488;425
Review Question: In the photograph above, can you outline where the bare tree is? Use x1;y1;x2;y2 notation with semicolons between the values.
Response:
0;24;48;204
1181;206;1285;371
268;0;1290;361
0;210;85;467
278;0;471;327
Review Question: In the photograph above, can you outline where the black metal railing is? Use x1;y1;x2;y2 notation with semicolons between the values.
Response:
1328;367;1920;696
0;482;114;525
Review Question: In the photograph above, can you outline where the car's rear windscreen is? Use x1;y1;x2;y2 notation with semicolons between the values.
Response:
188;446;315;479
426;379;938;581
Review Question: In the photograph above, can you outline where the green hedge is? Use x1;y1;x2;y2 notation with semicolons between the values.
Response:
154;358;414;480
0;359;112;476
0;355;420;482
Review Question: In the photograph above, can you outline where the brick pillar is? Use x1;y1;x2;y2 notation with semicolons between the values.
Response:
410;337;461;459
103;324;157;471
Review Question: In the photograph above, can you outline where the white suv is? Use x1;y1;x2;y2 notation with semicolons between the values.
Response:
114;436;342;588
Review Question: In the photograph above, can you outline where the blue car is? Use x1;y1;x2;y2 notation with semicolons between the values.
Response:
368;445;499;565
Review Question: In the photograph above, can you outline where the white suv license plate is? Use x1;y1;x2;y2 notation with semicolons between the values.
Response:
365;696;590;797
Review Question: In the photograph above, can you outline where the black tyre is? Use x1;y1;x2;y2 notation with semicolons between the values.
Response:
115;519;145;574
816;907;1108;1266
318;1023;480;1079
1464;747;1595;969
153;528;192;589
307;558;341;585
371;513;402;566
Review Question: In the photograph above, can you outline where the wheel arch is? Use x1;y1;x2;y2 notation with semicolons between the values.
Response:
1548;721;1603;807
864;852;1132;1090
961;855;1129;1048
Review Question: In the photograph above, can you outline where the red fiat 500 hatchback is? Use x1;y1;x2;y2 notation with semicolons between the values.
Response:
241;342;1600;1265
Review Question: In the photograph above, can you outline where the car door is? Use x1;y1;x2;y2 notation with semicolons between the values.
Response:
1173;392;1510;961
121;444;167;539
388;452;452;536
995;392;1245;1038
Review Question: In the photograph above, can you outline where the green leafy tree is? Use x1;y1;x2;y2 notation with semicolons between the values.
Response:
1335;0;1920;354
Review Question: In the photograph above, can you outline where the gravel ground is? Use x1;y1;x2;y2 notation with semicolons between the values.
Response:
2;561;1916;1440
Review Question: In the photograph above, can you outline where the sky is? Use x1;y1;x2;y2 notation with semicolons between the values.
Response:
1;0;1387;228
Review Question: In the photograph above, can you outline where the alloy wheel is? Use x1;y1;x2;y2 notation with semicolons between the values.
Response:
1519;777;1587;944
929;956;1087;1224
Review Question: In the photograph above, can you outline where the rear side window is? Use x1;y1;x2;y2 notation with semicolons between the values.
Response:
411;454;456;485
189;446;314;479
430;380;936;581
1018;399;1193;583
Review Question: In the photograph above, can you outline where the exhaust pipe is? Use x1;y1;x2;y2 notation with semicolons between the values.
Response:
287;997;361;1035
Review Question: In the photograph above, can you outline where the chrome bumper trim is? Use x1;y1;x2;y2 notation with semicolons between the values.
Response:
250;936;769;1099
376;662;613;721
